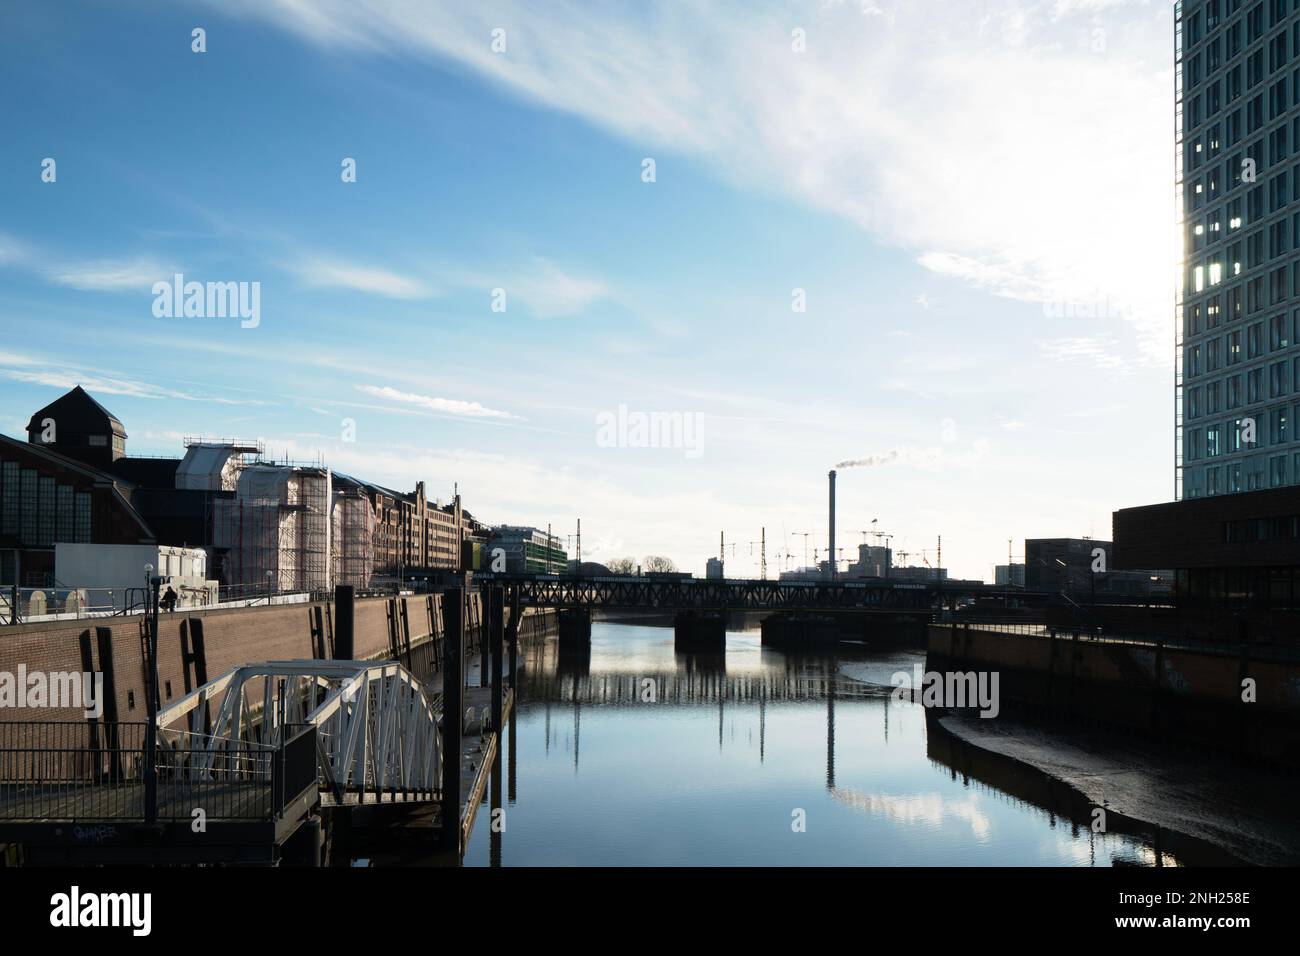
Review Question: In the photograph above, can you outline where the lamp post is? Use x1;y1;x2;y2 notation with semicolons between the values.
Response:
266;569;274;606
143;564;161;825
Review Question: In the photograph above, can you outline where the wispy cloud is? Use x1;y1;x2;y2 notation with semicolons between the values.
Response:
835;441;991;472
0;348;267;405
1037;336;1135;373
0;232;28;265
290;257;431;299
506;258;609;318
45;257;174;292
357;384;517;420
220;0;1172;358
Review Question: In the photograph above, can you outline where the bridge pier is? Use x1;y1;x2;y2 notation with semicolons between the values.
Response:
558;607;592;645
760;612;841;648
673;611;726;652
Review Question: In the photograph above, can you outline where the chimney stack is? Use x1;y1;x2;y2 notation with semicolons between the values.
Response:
828;470;837;581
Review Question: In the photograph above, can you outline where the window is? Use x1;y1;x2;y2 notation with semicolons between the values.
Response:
1272;312;1290;348
1272;454;1288;486
1249;321;1264;357
19;469;36;545
1272;359;1289;396
37;476;53;547
74;492;90;543
1248;3;1264;44
55;485;73;542
1208;424;1223;456
1249;366;1264;402
1231;417;1252;451
1272;265;1289;302
0;461;17;536
1272;405;1290;443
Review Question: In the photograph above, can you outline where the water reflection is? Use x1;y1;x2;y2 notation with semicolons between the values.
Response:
458;623;1226;867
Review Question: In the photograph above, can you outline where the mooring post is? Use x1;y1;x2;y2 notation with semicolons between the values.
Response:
479;588;489;687
490;586;505;734
506;585;520;692
334;585;355;661
441;584;464;849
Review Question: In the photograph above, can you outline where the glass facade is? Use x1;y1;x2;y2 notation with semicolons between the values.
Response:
1179;0;1300;498
0;455;93;547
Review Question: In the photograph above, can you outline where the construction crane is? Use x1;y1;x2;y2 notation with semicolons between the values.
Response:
794;532;812;571
745;535;766;578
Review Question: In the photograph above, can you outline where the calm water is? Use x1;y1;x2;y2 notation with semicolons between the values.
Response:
460;623;1191;867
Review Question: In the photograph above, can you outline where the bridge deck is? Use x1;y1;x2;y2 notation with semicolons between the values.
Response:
0;780;272;823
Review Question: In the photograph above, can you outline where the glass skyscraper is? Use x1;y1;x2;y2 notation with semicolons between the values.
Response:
1177;0;1300;499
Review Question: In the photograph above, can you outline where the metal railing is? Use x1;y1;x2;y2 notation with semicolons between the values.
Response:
932;620;1300;663
0;721;302;822
0;721;145;820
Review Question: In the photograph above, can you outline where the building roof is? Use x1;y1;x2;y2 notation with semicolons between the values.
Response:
0;431;155;541
112;456;181;489
25;385;127;439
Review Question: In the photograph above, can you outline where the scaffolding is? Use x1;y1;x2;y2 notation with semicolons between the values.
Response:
176;438;264;492
332;490;376;589
212;465;333;593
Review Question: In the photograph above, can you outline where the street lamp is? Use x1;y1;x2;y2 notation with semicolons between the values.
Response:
265;569;275;606
143;563;161;825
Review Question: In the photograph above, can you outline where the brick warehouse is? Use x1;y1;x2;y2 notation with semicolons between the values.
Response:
2;385;488;589
0;589;546;728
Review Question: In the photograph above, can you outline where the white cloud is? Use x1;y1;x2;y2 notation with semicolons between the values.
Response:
45;257;171;292
357;384;517;420
221;0;1172;361
0;349;267;404
506;259;609;318
1037;336;1135;373
0;233;27;264
291;257;431;298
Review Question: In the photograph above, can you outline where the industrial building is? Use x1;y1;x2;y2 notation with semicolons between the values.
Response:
1;386;489;594
994;563;1026;588
483;526;567;574
1025;539;1112;593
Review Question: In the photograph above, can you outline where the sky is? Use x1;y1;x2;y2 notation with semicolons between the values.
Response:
0;0;1178;580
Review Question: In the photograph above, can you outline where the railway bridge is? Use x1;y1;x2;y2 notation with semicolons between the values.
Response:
488;573;1055;650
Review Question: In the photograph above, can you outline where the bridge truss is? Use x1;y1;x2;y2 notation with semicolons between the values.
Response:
499;575;942;612
156;660;442;807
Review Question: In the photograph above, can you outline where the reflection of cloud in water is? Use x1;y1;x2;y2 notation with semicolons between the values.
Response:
831;788;991;842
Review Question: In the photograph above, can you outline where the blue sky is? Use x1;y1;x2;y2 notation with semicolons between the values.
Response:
0;0;1176;578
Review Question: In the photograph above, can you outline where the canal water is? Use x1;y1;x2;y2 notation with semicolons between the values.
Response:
458;622;1213;867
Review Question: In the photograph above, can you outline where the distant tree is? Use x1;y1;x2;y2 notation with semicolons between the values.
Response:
607;557;637;575
642;555;678;573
